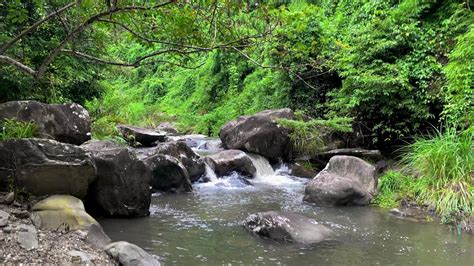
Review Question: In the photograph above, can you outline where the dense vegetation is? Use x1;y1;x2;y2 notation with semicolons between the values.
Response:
0;1;472;227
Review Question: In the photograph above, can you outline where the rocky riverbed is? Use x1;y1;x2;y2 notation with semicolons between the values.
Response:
0;197;115;265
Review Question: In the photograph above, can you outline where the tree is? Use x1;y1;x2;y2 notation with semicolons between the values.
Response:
0;0;272;81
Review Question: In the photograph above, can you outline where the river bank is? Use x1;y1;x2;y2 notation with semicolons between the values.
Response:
0;195;115;265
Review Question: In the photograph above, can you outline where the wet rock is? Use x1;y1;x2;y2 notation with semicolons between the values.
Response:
286;162;317;178
31;195;99;231
1;192;15;205
82;140;151;217
304;156;377;206
17;224;38;250
85;224;112;250
204;150;256;178
0;210;9;227
0;101;91;145
155;122;178;135
0;139;96;197
165;134;207;148
117;124;167;146
135;141;205;182
243;211;333;244
105;241;160;266
142;154;192;192
316;148;383;162
68;250;94;265
219;108;296;161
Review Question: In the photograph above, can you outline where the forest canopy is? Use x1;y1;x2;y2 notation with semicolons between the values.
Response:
0;0;473;149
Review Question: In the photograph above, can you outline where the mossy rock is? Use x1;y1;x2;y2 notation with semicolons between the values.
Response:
31;195;98;231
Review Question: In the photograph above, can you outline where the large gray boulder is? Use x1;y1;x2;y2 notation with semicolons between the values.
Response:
141;154;192;193
105;241;160;266
117;124;167;146
0;101;91;145
82;140;151;217
219;109;296;161
134;141;205;182
304;156;377;206
204;150;256;178
0;139;96;197
243;211;333;244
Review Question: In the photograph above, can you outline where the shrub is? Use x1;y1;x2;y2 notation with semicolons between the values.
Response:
278;116;352;157
401;126;473;223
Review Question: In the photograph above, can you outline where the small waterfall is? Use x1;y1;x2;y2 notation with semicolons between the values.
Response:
247;153;274;177
204;163;218;182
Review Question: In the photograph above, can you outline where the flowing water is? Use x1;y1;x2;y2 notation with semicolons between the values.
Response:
100;154;474;265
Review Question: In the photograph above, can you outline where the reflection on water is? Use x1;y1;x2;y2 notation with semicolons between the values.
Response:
100;170;474;265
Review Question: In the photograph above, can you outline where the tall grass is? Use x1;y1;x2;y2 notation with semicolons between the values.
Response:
0;118;38;140
401;126;473;223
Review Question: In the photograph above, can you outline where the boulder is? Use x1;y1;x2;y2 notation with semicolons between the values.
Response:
117;124;167;146
219;108;296;160
164;134;207;148
105;241;160;266
243;211;333;244
31;195;99;231
204;150;256;178
86;224;112;249
142;154;192;192
0;139;96;197
155;122;178;135
134;141;205;182
0;100;91;145
82;140;152;217
1;192;15;205
278;162;317;179
304;156;377;206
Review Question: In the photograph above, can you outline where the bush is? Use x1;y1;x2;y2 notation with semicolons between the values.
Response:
0;118;38;140
401;126;473;223
278;115;352;157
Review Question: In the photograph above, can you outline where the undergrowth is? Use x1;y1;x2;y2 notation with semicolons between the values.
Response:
375;126;473;225
0;118;38;140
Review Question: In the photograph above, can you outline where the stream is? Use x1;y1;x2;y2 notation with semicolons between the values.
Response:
100;147;474;265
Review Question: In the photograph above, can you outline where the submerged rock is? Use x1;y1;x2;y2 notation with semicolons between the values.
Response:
31;195;99;231
243;211;333;244
105;241;160;266
304;156;377;206
82;140;151;217
0;139;96;197
219;108;296;161
204;150;256;178
117;124;167;146
0;100;91;145
135;141;205;182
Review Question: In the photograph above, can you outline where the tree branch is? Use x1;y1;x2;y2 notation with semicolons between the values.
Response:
0;55;36;75
61;49;137;66
35;1;175;79
0;2;76;54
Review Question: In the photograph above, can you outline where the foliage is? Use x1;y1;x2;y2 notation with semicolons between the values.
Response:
401;126;473;223
442;25;474;125
278;116;352;157
0;118;37;140
375;127;473;224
